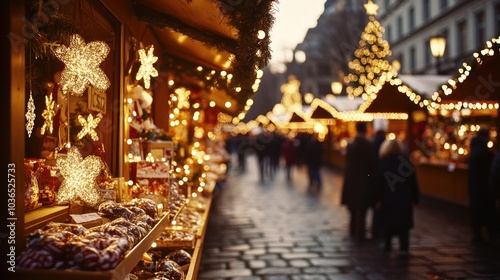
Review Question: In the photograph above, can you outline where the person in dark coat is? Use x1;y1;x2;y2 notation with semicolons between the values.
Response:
371;129;387;239
253;129;273;183
341;122;377;242
468;128;495;245
281;136;298;182
374;139;419;257
235;133;250;173
489;152;500;240
304;133;323;192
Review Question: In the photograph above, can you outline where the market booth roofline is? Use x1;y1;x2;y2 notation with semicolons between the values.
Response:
100;0;275;114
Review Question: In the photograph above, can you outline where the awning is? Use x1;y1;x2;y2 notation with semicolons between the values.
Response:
432;37;500;107
360;74;451;113
101;0;276;115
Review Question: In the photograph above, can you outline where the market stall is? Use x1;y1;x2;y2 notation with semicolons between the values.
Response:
421;36;500;206
4;0;276;279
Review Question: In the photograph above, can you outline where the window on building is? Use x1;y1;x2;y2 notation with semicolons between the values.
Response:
457;20;468;55
386;25;392;43
319;83;332;96
397;16;403;38
409;6;415;31
423;0;431;21
410;46;416;73
440;0;448;10
495;3;500;36
442;29;449;59
317;63;331;76
394;53;403;72
384;0;391;11
425;38;432;67
475;11;486;49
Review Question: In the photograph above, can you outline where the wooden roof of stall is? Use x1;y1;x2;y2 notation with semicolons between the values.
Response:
431;37;500;107
104;0;275;115
360;75;451;113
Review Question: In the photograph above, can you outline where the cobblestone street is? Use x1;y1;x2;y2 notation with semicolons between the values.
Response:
198;155;500;280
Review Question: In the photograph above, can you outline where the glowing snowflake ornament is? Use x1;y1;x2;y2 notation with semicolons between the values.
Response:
41;94;56;135
25;91;36;137
54;34;110;96
56;146;102;206
77;114;101;141
136;45;158;89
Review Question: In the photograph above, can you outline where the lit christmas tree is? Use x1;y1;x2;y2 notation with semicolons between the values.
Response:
345;0;396;100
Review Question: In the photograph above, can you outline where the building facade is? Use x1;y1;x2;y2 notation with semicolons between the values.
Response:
292;0;368;99
378;0;500;75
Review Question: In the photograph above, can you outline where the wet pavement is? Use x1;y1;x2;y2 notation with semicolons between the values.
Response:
198;155;500;280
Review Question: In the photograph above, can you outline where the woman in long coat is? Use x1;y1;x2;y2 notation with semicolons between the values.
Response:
374;139;419;257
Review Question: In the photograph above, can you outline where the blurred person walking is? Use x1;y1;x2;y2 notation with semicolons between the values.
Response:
468;128;495;245
252;129;273;183
304;133;323;192
374;139;419;257
281;136;298;182
371;129;387;240
341;122;378;242
235;133;249;173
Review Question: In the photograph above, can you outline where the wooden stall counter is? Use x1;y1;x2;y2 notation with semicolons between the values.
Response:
415;161;469;206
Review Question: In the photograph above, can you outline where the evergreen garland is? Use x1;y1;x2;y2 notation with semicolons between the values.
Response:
23;0;277;112
135;0;276;107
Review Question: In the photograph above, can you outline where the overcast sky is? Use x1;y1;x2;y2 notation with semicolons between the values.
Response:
268;0;326;67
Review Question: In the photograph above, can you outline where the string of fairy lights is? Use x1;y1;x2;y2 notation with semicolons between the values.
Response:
20;0;500;207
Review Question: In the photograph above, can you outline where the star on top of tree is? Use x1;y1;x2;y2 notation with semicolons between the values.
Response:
364;0;379;16
54;34;110;96
56;146;103;206
136;45;158;89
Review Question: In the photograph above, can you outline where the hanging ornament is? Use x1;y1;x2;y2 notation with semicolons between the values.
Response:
41;94;56;135
53;34;110;96
136;45;158;89
25;90;36;138
56;146;102;206
77;114;101;141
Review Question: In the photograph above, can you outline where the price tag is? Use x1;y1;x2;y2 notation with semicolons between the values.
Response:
70;213;101;224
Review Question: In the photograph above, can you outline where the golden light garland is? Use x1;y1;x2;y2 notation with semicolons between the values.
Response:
56;146;102;206
77;114;101;141
136;45;158;89
429;36;500;111
53;34;110;96
41;94;56;135
25;90;36;138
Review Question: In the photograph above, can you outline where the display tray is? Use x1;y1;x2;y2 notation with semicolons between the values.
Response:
24;205;70;236
17;213;170;280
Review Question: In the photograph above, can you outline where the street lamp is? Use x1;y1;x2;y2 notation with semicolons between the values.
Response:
430;35;446;74
304;92;314;104
331;81;343;95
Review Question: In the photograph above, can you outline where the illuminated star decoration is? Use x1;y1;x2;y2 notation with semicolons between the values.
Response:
136;45;158;89
77;114;101;141
56;146;102;206
41;94;56;135
53;34;110;96
25;90;36;138
364;0;379;16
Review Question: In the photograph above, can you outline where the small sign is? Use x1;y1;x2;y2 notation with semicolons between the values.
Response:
70;212;102;224
88;87;107;114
